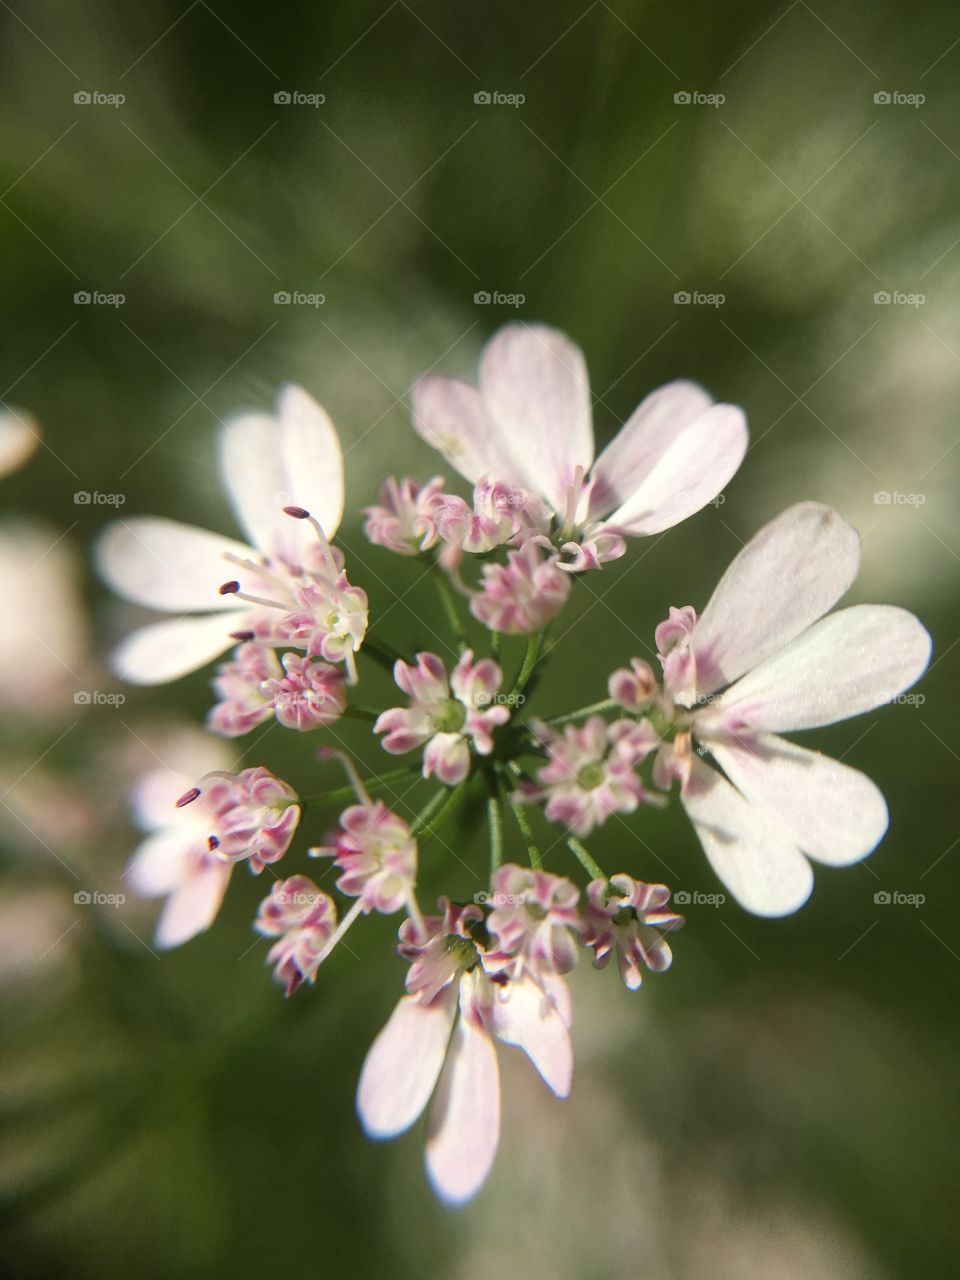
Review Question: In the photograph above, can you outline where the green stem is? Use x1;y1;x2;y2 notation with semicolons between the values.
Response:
486;772;504;876
341;705;381;723
430;559;468;650
360;638;402;674
544;697;620;728
301;766;418;809
410;786;449;835
490;630;502;661
416;776;472;840
510;631;543;699
507;791;542;871
566;836;607;882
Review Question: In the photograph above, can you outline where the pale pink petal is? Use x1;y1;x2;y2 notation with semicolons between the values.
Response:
686;502;861;698
680;757;813;916
588;380;714;518
411;374;522;487
479;324;593;514
602;404;747;535
96;518;257;612
492;975;573;1097
698;605;932;734
356;990;457;1139
425;1016;501;1206
154;859;232;949
109;611;248;684
219;386;343;565
706;733;888;867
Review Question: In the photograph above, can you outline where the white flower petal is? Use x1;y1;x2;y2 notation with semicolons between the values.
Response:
680;756;813;916
493;975;573;1097
687;502;861;698
425;1015;501;1206
707;733;888;866
411;373;522;487
479;323;593;514
602;403;748;535
219;385;343;563
126;831;194;897
130;769;206;832
356;990;457;1139
109;611;248;685
587;380;714;519
699;605;932;733
154;860;232;949
97;518;257;612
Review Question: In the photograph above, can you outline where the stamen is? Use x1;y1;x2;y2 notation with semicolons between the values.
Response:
284;505;337;575
207;834;220;851
229;630;256;642
222;553;292;592
314;896;365;967
219;581;289;611
176;787;201;808
561;464;585;536
316;746;372;807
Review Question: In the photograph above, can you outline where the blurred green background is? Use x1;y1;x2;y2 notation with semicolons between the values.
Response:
2;0;959;1276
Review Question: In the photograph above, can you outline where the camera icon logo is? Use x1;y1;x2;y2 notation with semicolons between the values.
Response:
74;689;92;704
474;890;490;904
74;291;91;304
73;490;92;504
874;91;891;105
674;91;691;104
274;91;292;105
74;90;91;105
474;290;491;304
74;890;92;904
674;290;691;304
273;291;291;304
673;890;691;905
874;890;891;904
874;290;891;304
474;90;491;105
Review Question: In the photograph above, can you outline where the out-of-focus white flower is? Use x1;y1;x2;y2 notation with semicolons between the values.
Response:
0;408;40;479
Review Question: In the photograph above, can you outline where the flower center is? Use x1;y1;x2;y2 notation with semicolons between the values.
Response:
577;762;606;790
432;698;467;734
